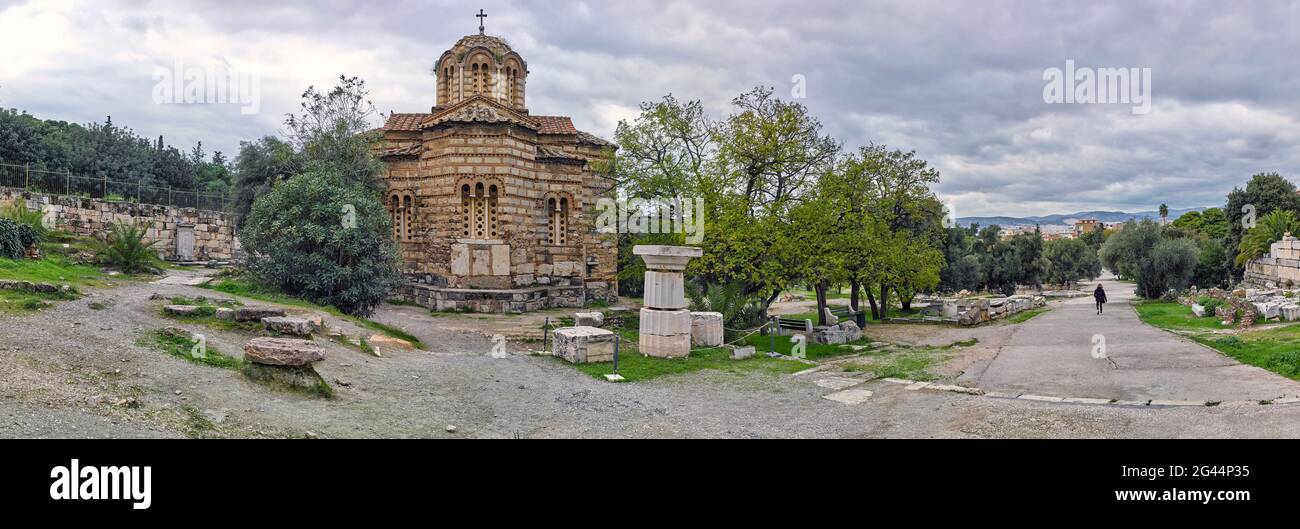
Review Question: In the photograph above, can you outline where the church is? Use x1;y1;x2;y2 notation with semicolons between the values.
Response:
378;16;619;313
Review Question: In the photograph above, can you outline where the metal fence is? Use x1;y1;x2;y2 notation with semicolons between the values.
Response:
0;162;231;213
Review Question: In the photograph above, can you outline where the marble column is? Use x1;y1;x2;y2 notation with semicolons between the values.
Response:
634;245;702;358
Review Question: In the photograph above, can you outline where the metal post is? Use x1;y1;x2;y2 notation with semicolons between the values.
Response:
23;163;29;190
613;334;620;374
65;170;70;195
137;181;141;203
770;317;776;354
102;175;107;199
542;317;549;352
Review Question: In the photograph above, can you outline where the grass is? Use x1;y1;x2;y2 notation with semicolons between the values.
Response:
0;255;97;313
158;298;262;332
204;275;424;349
567;344;812;382
1004;307;1050;324
138;329;245;370
838;338;977;381
1136;301;1300;380
556;311;872;382
1134;301;1231;331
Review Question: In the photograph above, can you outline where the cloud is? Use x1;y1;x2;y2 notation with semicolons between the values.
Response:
2;0;1299;217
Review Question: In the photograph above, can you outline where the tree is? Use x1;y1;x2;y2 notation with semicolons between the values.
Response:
241;168;401;316
1099;220;1197;298
232;136;303;227
1236;210;1300;266
1224;173;1300;279
284;75;385;186
1147;238;1200;297
1159;203;1169;225
1042;238;1101;288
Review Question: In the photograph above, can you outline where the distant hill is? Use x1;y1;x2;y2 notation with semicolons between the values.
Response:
957;207;1209;228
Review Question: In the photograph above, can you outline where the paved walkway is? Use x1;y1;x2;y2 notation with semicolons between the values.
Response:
966;275;1300;402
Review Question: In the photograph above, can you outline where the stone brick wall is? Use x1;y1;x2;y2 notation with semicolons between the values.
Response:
0;188;237;261
1245;234;1300;288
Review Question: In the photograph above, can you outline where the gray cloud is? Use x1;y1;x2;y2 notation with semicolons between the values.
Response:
2;0;1298;217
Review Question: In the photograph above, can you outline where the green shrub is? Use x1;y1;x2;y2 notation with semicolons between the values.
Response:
1266;351;1300;377
2;198;47;245
0;218;28;258
1197;296;1222;317
88;222;164;273
240;167;401;317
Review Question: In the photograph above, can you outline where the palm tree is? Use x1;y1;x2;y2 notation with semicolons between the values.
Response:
1236;210;1300;266
1159;203;1169;225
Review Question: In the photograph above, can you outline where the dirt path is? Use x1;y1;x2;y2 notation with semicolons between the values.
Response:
3;271;1300;438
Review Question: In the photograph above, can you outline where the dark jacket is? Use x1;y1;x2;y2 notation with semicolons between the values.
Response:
1094;286;1107;303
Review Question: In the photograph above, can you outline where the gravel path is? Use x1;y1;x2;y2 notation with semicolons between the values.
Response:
3;272;1300;438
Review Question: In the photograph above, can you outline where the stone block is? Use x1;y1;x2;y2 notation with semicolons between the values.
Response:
575;311;605;327
838;320;863;342
243;337;325;367
634;245;703;272
163;304;203;316
690;311;724;346
233;306;286;322
640;308;692;336
643;270;686;309
814;328;847;345
726;344;755;360
639;332;692;358
263;316;315;337
450;243;470;276
553;326;616;363
491;244;511;276
1191;303;1207;317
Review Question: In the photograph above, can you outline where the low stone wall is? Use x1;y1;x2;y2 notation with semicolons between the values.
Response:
399;282;615;314
0;188;237;260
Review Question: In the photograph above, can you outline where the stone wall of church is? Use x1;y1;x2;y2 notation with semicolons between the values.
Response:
383;122;617;301
0;188;237;261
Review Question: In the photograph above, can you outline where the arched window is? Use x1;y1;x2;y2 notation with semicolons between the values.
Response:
546;194;569;245
402;195;414;242
389;192;417;242
461;179;502;239
390;195;401;240
505;68;516;105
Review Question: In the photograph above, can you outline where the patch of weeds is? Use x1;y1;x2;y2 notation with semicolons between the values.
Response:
179;405;218;438
349;318;423;349
88;301;107;310
943;338;979;349
1004;307;1049;324
138;329;244;370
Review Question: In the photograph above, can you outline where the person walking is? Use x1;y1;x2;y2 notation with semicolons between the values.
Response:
1094;283;1107;315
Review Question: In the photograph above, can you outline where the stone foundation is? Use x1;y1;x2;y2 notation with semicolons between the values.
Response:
400;282;614;313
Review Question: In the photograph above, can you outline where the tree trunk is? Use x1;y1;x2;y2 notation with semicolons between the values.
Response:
814;280;829;327
878;281;891;320
850;278;866;326
865;285;880;320
762;289;781;319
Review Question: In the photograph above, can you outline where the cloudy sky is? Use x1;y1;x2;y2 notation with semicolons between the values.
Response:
2;0;1299;217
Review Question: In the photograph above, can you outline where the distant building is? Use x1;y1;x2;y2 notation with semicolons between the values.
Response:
1073;219;1101;238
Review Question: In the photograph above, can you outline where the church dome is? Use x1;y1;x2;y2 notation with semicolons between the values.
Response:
435;32;529;110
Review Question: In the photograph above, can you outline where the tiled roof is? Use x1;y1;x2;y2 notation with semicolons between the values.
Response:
384;113;432;131
377;144;424;158
533;115;578;135
576;131;614;147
